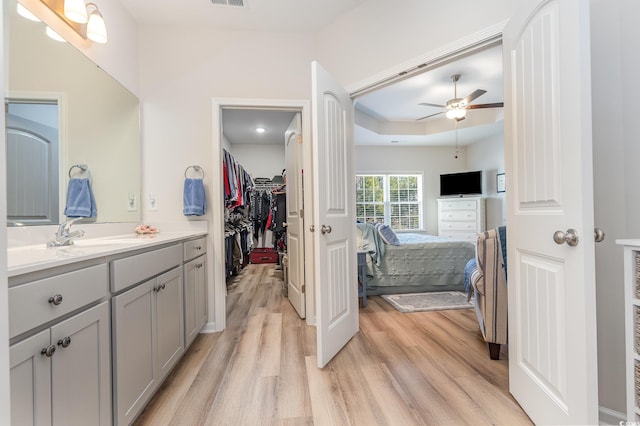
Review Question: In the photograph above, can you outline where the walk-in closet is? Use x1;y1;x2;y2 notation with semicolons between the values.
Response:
221;108;298;306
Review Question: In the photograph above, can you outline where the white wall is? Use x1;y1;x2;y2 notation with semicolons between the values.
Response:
466;132;505;229
315;0;517;88
591;0;640;417
0;4;10;422
229;144;285;181
355;145;467;235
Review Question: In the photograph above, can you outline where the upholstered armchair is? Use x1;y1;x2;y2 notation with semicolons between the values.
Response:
464;226;507;360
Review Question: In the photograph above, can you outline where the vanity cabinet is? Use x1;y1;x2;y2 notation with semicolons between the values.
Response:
183;237;207;348
112;246;184;426
10;301;111;426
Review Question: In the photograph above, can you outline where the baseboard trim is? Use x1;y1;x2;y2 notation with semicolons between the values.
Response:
200;321;221;333
599;405;625;425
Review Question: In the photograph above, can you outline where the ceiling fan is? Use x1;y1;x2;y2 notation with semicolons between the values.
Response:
417;73;503;121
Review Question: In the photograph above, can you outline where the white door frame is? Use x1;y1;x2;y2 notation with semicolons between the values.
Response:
210;98;314;332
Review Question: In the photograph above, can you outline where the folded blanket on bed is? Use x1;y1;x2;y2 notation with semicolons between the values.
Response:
356;222;386;266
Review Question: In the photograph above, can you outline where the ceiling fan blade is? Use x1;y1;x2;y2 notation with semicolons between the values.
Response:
466;102;504;110
416;111;444;121
462;89;487;105
418;102;445;108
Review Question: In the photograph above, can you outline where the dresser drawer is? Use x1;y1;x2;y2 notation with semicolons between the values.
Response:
440;231;479;242
9;264;108;339
439;210;477;221
439;221;478;232
111;244;182;293
439;199;478;210
184;237;207;262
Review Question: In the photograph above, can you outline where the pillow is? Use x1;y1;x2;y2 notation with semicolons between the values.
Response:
375;223;400;245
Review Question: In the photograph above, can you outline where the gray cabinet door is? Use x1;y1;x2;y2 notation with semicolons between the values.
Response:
113;279;156;426
51;301;111;426
155;266;184;381
184;256;207;347
10;329;51;426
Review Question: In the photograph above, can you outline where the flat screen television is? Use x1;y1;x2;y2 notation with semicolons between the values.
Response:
440;170;482;196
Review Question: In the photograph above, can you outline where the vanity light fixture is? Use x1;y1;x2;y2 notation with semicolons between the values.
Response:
85;3;107;43
63;0;87;23
39;0;108;43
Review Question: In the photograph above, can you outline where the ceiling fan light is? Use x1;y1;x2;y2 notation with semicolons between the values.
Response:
446;108;466;120
64;0;88;23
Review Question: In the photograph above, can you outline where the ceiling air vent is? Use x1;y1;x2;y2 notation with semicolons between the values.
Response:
210;0;245;7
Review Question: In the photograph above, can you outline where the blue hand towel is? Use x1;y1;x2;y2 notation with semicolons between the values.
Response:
64;178;97;218
183;178;207;216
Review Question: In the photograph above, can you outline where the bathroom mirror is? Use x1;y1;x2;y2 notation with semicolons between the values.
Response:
5;0;141;226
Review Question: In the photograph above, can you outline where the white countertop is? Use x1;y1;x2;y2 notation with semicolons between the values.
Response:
8;229;207;277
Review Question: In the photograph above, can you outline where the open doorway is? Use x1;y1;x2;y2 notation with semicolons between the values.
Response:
211;99;313;332
350;41;506;353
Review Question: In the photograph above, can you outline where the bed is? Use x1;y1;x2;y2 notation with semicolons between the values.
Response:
356;223;475;295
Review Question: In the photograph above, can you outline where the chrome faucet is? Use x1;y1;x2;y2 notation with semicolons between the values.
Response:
47;218;86;247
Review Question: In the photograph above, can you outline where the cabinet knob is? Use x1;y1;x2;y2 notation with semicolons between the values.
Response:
41;345;56;357
48;294;63;306
57;337;72;348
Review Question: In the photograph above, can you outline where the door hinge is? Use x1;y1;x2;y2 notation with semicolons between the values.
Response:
298;134;303;144
301;284;305;293
300;209;304;219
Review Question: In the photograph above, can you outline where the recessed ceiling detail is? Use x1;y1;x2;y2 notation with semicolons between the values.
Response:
210;0;246;7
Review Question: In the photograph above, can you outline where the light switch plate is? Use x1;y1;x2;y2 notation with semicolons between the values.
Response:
148;193;158;211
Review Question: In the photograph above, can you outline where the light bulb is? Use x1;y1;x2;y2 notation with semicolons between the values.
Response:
87;7;108;43
64;0;88;23
45;26;66;42
17;3;40;22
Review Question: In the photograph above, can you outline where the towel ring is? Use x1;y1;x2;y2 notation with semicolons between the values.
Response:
185;165;205;179
68;164;91;179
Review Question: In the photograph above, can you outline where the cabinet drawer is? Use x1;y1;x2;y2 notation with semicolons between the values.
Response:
184;237;206;262
440;231;478;242
9;264;108;339
111;244;182;293
440;221;478;231
439;210;477;221
439;199;478;210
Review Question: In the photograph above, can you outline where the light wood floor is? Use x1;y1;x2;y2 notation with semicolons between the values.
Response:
134;263;532;425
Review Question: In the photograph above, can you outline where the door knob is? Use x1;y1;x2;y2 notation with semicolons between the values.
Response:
594;228;605;243
553;228;579;246
320;225;332;235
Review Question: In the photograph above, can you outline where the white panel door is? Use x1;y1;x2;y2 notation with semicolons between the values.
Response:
311;61;358;368
504;0;598;424
285;112;306;318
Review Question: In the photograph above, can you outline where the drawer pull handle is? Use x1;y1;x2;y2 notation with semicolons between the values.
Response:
57;337;72;348
196;263;203;269
48;294;63;306
41;345;56;357
194;246;202;251
154;283;167;293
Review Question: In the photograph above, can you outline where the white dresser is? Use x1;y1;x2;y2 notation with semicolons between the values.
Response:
617;239;640;421
437;197;485;241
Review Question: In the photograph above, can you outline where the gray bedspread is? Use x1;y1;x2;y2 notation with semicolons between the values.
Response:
358;230;476;295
